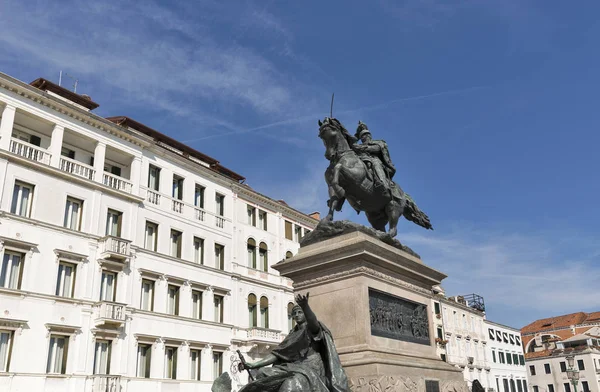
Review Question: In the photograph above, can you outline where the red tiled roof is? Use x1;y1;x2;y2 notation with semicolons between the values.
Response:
525;350;552;360
585;312;600;322
521;312;589;334
30;78;100;110
106;116;245;183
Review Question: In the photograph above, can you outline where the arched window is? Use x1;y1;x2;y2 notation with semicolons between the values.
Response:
248;294;257;327
285;251;293;259
247;239;256;269
260;296;269;328
287;302;296;330
259;242;268;272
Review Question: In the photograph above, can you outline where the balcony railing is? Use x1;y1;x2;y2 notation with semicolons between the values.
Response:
195;208;205;221
92;375;121;392
247;327;281;342
172;199;184;213
59;156;95;180
103;172;132;193
9;138;51;165
99;236;131;261
94;302;126;327
146;189;160;205
216;216;225;229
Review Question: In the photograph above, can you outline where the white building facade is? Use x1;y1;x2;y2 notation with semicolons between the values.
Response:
0;73;317;392
432;291;492;390
484;320;528;392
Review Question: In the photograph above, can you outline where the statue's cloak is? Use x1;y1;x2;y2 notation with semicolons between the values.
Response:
239;321;348;392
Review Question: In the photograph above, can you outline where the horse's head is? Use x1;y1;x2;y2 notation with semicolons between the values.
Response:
318;117;356;161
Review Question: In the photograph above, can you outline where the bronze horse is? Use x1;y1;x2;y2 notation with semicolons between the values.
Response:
318;117;432;237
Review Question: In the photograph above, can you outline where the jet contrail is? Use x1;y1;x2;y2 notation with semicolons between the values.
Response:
181;84;488;143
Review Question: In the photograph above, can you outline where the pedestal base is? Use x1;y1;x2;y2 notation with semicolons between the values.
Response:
273;231;468;392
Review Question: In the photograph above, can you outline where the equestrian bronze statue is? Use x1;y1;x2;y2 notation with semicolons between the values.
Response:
318;117;432;237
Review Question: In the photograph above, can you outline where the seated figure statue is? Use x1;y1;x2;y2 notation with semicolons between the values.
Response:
212;293;348;392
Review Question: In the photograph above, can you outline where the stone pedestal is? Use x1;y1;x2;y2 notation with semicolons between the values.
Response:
273;231;467;392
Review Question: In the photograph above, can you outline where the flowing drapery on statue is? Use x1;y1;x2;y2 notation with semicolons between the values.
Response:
318;117;432;237
211;293;349;392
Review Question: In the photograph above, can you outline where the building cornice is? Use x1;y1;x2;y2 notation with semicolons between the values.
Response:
484;319;521;333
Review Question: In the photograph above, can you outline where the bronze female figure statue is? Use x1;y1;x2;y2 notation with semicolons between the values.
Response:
212;293;348;392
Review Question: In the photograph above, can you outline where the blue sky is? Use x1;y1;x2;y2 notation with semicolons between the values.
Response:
1;0;599;329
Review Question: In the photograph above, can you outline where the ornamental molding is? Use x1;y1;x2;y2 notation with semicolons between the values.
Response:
293;266;432;295
350;376;468;392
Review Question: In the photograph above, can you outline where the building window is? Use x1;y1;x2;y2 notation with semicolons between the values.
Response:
434;302;441;314
260;296;269;328
519;355;525;365
436;327;443;339
148;165;161;191
194;237;204;264
285;251;293;259
140;279;154;311
560;361;567;372
172;175;184;200
170;230;182;258
64;197;83;230
533;387;539;392
294;225;302;242
510;380;516;392
215;244;224;270
47;335;69;374
55;262;76;298
1;251;24;289
213;352;223;380
100;271;117;301
258;211;267;230
194;185;205;208
544;363;551;374
190;349;201;380
287;302;295;330
192;290;203;319
503;332;509;343
548;385;555;392
492;350;497;363
440;353;446;362
11;181;34;217
577;359;585;370
105;209;122;237
496;379;500;392
499;352;505;364
284;220;293;240
503;379;509;392
137;344;151;378
93;340;111;374
247;239;256;269
167;285;180;316
259;242;268;272
248;294;257;327
522;380;528;392
509;334;515;345
145;221;158;251
581;381;589;392
517;379;523;392
512;353;518;365
215;193;224;216
563;384;571;392
529;365;536;375
165;346;177;379
214;295;224;323
247;205;256;226
0;330;13;372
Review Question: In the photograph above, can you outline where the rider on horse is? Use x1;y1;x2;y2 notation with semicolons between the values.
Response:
352;121;401;200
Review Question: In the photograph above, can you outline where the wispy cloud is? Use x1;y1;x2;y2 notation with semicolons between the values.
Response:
401;225;600;317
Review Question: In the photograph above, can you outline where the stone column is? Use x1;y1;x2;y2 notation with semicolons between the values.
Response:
130;156;142;195
0;104;16;150
93;141;106;183
49;124;64;167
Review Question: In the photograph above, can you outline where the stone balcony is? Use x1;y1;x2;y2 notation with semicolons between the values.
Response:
91;375;121;392
98;236;131;263
94;301;126;328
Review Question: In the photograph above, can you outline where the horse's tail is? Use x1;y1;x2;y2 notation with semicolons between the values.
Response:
402;193;433;230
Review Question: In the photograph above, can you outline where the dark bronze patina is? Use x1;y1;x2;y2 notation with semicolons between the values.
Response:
318;117;432;237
